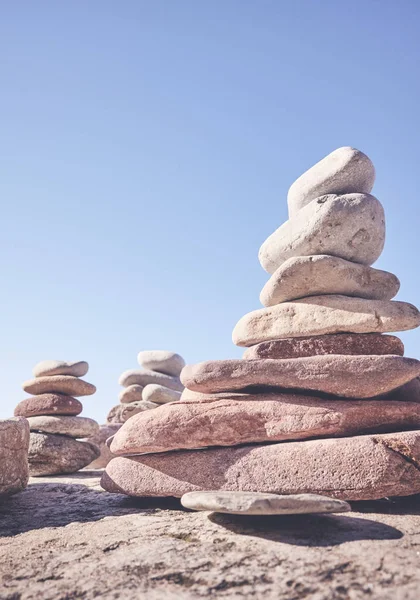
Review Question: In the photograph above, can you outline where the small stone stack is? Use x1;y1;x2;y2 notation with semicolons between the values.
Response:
102;147;420;502
106;351;185;425
14;360;100;476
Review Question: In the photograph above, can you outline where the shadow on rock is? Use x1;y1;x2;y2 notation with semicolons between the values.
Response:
351;494;420;516
0;477;182;537
208;512;403;547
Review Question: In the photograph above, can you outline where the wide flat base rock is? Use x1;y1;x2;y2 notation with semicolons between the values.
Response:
0;417;30;497
29;432;100;476
181;356;420;398
22;376;96;397
14;394;83;417
102;430;420;501
85;423;121;468
243;333;404;359
260;255;399;306
109;393;420;455
259;193;385;274
233;295;420;346
3;472;420;599
27;415;99;438
181;491;351;515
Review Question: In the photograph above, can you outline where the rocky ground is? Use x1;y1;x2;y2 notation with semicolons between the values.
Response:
1;472;420;599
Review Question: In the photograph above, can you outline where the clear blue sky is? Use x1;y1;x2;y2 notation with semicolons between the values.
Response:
2;1;419;422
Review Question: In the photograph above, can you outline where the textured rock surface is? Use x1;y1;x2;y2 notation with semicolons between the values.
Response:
119;369;183;392
181;356;420;399
14;394;83;417
259;193;385;274
260;255;400;306
110;394;420;455
181;491;351;515
0;417;30;497
102;430;420;501
85;423;121;468
142;384;182;404
32;360;89;378
137;351;186;377
243;333;404;359
233;295;420;346
107;400;159;424
22;375;96;397
119;384;144;404
28;433;100;476
27;415;99;438
3;472;420;599
287;147;375;217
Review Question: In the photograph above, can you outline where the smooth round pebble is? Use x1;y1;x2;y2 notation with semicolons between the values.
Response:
14;394;83;418
119;384;144;404
32;360;89;378
137;351;185;376
142;384;182;404
22;376;96;397
26;415;99;438
119;369;183;392
181;491;351;515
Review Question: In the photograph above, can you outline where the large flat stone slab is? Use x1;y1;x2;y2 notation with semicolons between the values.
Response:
14;394;83;417
287;147;375;217
29;433;100;476
119;369;183;392
181;491;351;515
102;430;420;501
109;393;420;455
243;333;404;359
32;360;89;378
233;295;420;346
260;255;400;306
180;356;420;398
27;415;99;438
22;376;96;397
137;351;185;377
0;417;29;497
259;193;385;274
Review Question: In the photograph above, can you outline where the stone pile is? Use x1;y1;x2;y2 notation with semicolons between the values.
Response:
15;360;100;476
102;147;420;502
0;417;30;497
106;350;185;425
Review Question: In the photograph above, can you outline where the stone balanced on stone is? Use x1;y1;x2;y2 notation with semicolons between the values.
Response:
106;350;185;425
102;147;420;502
14;360;100;476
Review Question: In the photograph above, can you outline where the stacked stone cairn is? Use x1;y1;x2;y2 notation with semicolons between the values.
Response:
14;360;100;476
0;417;30;497
102;147;420;503
106;350;185;425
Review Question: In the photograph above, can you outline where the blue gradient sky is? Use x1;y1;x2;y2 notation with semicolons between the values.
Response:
2;1;419;422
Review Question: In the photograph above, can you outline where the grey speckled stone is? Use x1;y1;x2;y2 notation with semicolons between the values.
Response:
233;296;420;346
259;193;385;274
106;400;159;424
181;491;351;515
119;385;144;404
287;147;375;217
142;384;182;404
0;417;30;497
137;351;185;377
28;433;100;476
27;416;99;439
32;360;89;378
260;255;400;306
